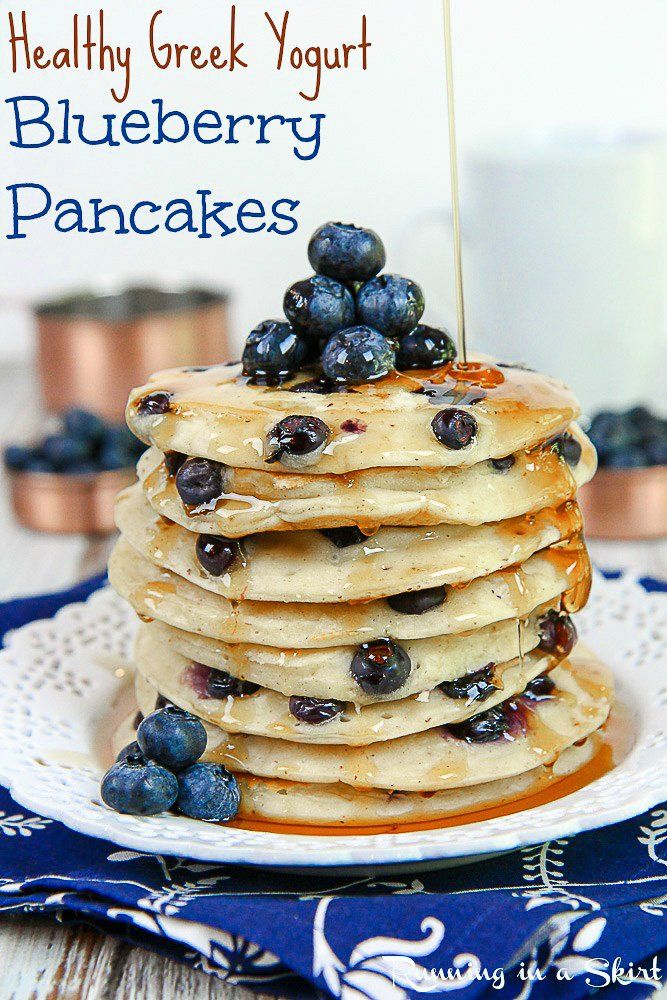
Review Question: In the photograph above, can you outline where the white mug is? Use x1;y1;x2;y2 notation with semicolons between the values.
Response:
402;130;667;413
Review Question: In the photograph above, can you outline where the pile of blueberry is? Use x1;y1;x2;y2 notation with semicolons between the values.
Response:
242;222;456;387
103;704;240;821
587;406;666;469
4;408;145;475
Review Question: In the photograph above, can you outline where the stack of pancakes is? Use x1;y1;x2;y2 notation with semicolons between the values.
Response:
109;359;613;827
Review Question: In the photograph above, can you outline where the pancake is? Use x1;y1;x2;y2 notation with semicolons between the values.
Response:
113;710;600;825
232;737;600;825
113;712;600;825
135;651;612;792
127;358;580;474
116;485;582;603
109;535;591;647
134;624;561;745
144;601;557;703
136;424;596;535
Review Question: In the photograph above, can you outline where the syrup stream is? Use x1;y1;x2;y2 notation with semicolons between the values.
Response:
442;0;467;364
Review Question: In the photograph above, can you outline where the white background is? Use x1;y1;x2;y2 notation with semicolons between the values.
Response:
1;0;666;405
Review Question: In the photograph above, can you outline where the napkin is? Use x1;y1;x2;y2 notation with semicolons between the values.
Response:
1;574;666;1000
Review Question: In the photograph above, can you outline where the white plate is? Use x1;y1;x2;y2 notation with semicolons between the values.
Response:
0;573;665;869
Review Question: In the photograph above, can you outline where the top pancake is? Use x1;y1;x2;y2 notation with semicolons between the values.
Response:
127;358;580;474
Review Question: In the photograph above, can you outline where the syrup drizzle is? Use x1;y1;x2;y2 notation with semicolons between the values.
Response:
229;734;618;837
442;0;467;364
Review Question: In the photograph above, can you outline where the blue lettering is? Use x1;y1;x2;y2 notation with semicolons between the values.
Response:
268;198;299;235
153;98;189;144
89;199;129;234
121;111;151;144
289;114;324;161
193;110;223;144
6;96;54;149
54;199;86;233
237;198;266;233
129;200;161;234
197;190;235;238
6;182;51;239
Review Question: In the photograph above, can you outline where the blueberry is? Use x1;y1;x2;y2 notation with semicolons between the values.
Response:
646;439;667;466
63;407;107;443
446;705;509;743
588;410;620;441
357;275;425;337
4;445;34;471
99;442;134;471
108;424;145;454
627;405;653;426
176;457;226;506
266;415;330;466
24;457;55;473
195;534;239;576
137;706;207;771
137;391;172;415
288;376;344;395
340;418;368;434
637;412;665;445
101;754;178;816
488;453;516;474
386;586;447;615
308;222;386;282
42;434;93;470
431;408;477;450
71;462;99;475
604;448;646;469
205;668;259;699
588;410;638;456
439;664;497;704
284;275;355;337
322;327;395;385
547;432;582;466
242;320;308;384
538;610;577;658
561;434;582;466
176;762;241;821
320;526;367;548
288;696;345;724
396;325;456;370
98;426;142;471
524;673;556;701
116;740;141;762
164;450;187;476
350;638;412;695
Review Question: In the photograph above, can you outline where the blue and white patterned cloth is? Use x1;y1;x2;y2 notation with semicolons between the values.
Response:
1;575;666;999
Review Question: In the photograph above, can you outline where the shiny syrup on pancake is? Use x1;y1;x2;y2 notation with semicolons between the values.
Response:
227;735;619;837
132;357;576;416
227;688;626;837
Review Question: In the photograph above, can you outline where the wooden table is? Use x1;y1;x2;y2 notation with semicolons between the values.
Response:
1;361;665;998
